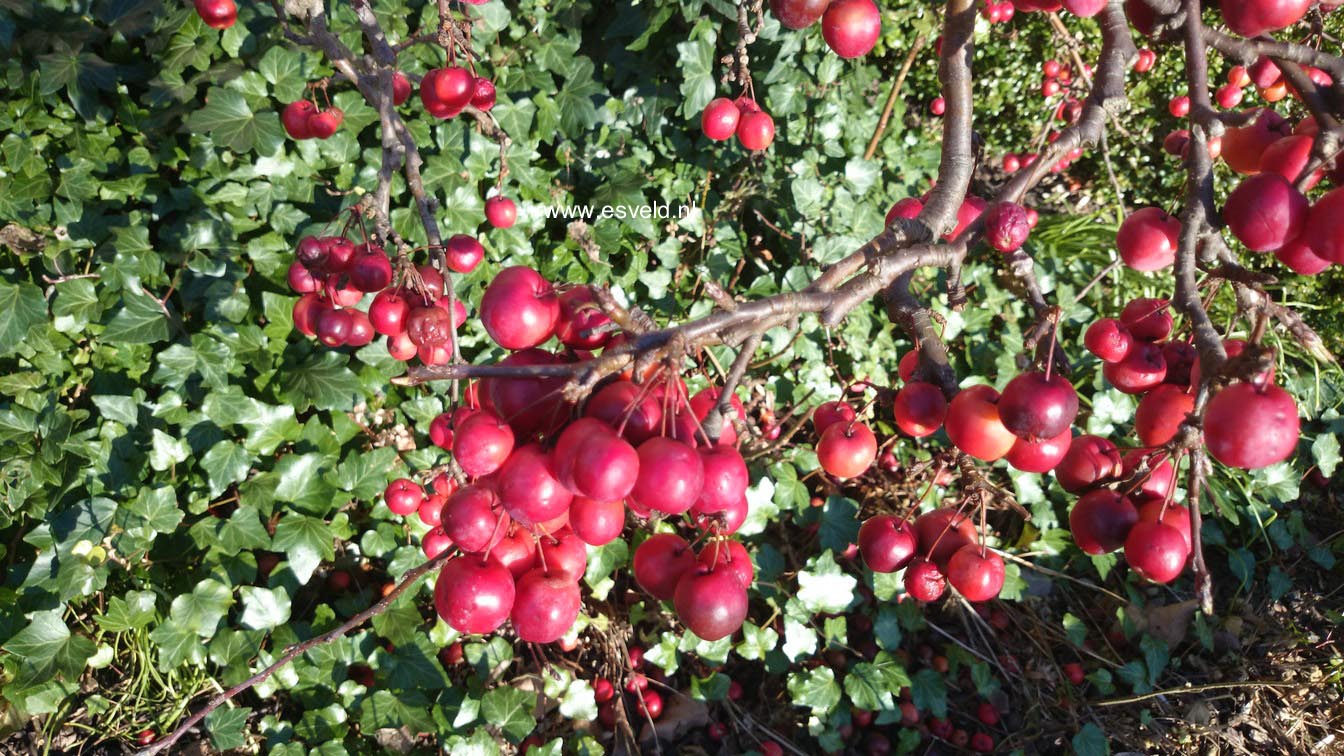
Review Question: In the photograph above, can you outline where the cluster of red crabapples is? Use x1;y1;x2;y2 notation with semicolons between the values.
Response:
286;226;481;362
377;264;757;644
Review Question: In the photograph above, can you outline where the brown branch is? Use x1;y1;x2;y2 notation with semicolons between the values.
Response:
138;551;452;756
864;35;927;161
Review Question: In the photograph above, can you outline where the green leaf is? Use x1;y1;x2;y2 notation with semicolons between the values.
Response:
909;667;947;718
168;578;234;637
103;289;169;344
796;552;857;615
96;591;158;632
281;350;361;411
1313;433;1340;477
239;586;292;631
271;515;336;584
0;281;47;356
819;495;861;553
3;610;95;679
1071;723;1110;755
186;87;283;154
205;706;251;751
479;687;536;743
786;666;841;715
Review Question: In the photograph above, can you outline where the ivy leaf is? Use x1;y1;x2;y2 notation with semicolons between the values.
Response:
186;87;283;154
281;350;361;411
271;515;336;584
910;668;948;718
1312;433;1339;477
169;578;234;637
479;687;536;743
0;281;46;356
96;591;159;632
796;552;857;615
239;586;292;630
103;288;170;344
819;495;861;553
3;610;95;680
1072;723;1110;756
786;667;841;715
205;707;251;751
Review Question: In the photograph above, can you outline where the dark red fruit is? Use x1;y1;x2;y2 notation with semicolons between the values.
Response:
480;266;559;350
998;371;1079;441
485;196;518;228
1006;428;1072;473
497;444;573;527
1117;207;1180;271
1069;490;1138;555
983;201;1032;253
1135;384;1194;446
817;421;878;479
510;567;582;643
195;0;237;29
697;539;754;587
944;384;1017;461
913;507;978;568
453;411;515;477
1084;318;1133;362
282;100;316;139
434;557;515;634
904;558;946;601
1055;434;1122;493
814;400;858;435
1204;383;1299;469
633;533;696;601
674;565;749;641
858;515;917;573
630;437;704;515
445;234;485;274
771;0;831;28
1124;522;1189;583
821;0;882;59
441;486;508;553
1224;173;1309;253
892;382;947;438
946;545;1005;602
1103;341;1167;394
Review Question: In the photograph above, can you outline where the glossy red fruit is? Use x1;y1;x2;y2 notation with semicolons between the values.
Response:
686;387;746;447
441;486;508;553
1220;0;1311;37
1117;207;1180;271
1304;187;1344;263
569;496;625;546
904;558;946;601
1103;341;1167;394
697;539;754;587
497;444;573;527
695;446;749;515
1069;490;1138;555
384;478;424;516
566;428;640;504
348;247;392;292
913;508;978;568
946;196;987;240
1084;318;1133;363
585;380;663;444
511;567;582;643
444;234;485;274
387;331;417;360
983;201;1032;253
702;97;741;141
1275;236;1331;274
770;0;831;28
195;0;237;28
821;0;881;58
944;384;1017;462
471;77;497;111
1224;173;1309;253
487;527;537;578
453;411;514;477
316;307;353;347
534;527;588;578
976;701;1001;726
930;96;947;115
1135;384;1195;446
633;533;697;601
428;412;455;450
817;421;878;479
637;689;664;719
307;108;344;139
1137;500;1192;550
555;286;613;350
1168;95;1190;118
391;71;412;105
892;382;947;438
1204;383;1299;469
422;526;454;558
282;100;316;139
292;293;328;336
483;348;571;439
414;265;445;301
814;400;858;435
886;197;924;226
485;196;518;228
287;260;320;293
898;350;919;381
630;437;704;514
1120;298;1173;342
1259;135;1322;190
947;544;1005;602
1222;108;1292;174
736;111;775;151
434;557;516;634
675;566;750;641
1124;522;1189;583
1055;434;1123;493
1162;341;1197;386
480;266;559;350
970;732;996;753
858;515;917;573
998;371;1079;441
1063;0;1106;15
1006;428;1072;473
421;67;474;117
405;305;455;349
368;291;410;336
